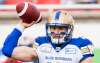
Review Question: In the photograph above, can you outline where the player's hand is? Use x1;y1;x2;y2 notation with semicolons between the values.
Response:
19;20;36;28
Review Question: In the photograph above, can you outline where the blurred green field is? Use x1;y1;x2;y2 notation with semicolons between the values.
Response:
93;48;100;63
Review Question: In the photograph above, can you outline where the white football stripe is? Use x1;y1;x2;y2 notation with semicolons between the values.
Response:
18;2;28;16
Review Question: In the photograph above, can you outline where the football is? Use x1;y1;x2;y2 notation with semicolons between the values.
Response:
16;2;42;24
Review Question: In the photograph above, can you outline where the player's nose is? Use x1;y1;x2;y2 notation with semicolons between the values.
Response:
54;28;61;33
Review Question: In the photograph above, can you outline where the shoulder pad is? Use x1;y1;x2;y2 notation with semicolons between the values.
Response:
35;36;50;45
70;37;93;48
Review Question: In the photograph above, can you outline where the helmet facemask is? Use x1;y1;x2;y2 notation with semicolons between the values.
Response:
46;24;74;45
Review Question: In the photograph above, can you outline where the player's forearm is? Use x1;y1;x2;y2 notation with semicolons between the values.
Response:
12;46;38;62
2;25;24;57
2;28;22;57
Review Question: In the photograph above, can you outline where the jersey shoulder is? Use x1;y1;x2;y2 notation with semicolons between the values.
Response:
71;37;94;62
70;36;93;48
35;36;50;45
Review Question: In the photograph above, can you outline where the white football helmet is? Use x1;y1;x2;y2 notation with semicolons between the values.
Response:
46;10;74;45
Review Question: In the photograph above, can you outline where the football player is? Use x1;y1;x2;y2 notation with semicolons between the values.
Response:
2;10;94;63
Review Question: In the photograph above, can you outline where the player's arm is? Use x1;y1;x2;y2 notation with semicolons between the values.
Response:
13;34;38;61
12;46;38;62
2;2;42;61
2;22;38;61
81;57;93;63
80;38;94;63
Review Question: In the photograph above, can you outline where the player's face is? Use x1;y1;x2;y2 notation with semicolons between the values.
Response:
48;26;68;39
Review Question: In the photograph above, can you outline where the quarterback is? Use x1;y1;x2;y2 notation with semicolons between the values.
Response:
2;10;94;63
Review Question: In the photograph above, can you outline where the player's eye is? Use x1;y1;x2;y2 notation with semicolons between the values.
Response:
49;26;56;29
60;32;66;35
